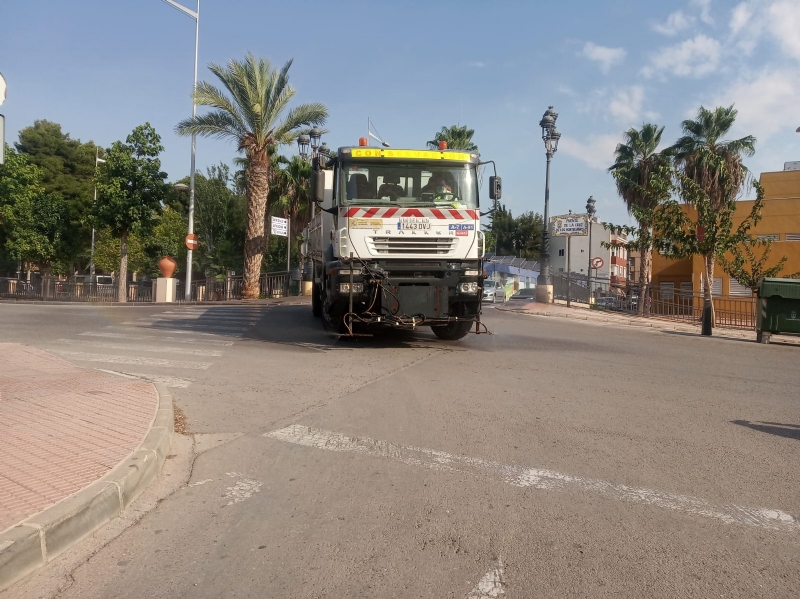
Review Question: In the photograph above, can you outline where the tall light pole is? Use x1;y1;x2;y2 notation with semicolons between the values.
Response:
163;0;199;301
535;106;561;303
90;148;106;277
586;195;596;301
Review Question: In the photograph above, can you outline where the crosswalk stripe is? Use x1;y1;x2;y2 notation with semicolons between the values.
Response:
51;350;211;370
121;321;252;330
78;332;233;346
104;326;224;337
97;369;195;388
153;314;258;322
57;339;222;357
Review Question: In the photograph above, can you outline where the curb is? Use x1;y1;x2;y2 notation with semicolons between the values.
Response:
0;384;174;592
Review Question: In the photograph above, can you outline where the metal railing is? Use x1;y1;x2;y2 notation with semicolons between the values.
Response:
0;279;152;303
1;271;300;304
591;284;757;330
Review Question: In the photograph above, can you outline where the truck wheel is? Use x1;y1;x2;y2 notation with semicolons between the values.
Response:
312;282;322;317
431;321;473;341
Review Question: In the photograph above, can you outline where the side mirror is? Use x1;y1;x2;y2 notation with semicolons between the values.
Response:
311;172;325;203
489;176;502;200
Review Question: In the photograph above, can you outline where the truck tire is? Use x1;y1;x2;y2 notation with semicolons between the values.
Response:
431;320;473;340
312;282;322;317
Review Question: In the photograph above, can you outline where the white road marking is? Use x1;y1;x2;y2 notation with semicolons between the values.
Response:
189;479;213;487
79;332;234;346
121;320;251;330
51;350;211;370
151;315;258;324
224;475;262;506
97;370;195;388
57;339;222;357
467;560;506;599
105;326;225;337
265;425;800;534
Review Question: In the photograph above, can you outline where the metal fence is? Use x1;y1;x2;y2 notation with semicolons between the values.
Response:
0;271;294;303
591;284;757;330
0;279;152;303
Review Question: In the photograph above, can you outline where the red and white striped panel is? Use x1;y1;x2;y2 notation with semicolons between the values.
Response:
341;207;478;219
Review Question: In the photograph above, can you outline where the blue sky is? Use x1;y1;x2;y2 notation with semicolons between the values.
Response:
2;0;799;230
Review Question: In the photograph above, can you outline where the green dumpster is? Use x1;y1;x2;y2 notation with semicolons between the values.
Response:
756;277;800;343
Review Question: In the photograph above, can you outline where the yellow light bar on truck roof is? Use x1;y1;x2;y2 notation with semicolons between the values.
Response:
349;148;473;162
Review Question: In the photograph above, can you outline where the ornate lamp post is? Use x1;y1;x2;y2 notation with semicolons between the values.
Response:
586;195;596;301
535;106;561;303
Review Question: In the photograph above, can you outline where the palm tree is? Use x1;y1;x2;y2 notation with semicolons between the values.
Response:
671;105;755;311
426;125;478;152
176;53;327;299
608;123;667;314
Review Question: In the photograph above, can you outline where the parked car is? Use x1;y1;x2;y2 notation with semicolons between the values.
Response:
482;280;506;303
509;288;537;302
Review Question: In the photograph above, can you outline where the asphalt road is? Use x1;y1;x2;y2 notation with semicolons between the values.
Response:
1;301;799;598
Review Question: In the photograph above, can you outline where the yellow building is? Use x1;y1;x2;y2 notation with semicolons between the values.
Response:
651;168;800;296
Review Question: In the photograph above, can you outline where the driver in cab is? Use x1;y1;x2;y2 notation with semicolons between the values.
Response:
420;172;452;198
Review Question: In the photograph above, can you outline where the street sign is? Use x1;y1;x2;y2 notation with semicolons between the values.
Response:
185;233;199;250
271;216;288;237
591;257;604;269
551;214;588;236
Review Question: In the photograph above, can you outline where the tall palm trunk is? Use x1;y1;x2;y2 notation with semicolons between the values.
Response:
118;231;128;303
704;253;716;327
638;247;651;316
242;159;270;299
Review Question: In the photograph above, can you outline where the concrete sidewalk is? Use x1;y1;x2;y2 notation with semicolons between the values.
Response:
497;300;800;345
0;344;172;590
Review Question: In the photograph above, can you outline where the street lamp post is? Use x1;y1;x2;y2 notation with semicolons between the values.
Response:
586;195;596;302
90;148;106;277
163;0;199;302
535;106;561;303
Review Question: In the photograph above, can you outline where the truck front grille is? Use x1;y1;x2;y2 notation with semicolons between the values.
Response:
367;237;456;256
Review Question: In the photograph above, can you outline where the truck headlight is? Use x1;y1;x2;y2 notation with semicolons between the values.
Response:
339;282;364;294
458;282;478;294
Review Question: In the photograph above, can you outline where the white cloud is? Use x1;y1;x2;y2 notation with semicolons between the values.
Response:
767;1;800;61
560;134;621;170
728;1;800;61
609;86;645;124
729;2;752;34
709;67;800;142
641;34;721;78
692;0;714;25
579;42;626;73
653;11;693;35
468;61;486;68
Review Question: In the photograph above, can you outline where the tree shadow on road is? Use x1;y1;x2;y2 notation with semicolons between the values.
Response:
731;420;800;441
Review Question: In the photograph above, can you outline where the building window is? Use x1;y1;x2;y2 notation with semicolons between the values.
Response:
660;282;675;300
757;234;779;242
558;249;565;256
558;268;564;272
786;234;800;241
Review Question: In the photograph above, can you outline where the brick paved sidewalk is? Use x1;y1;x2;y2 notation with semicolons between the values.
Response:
499;300;800;345
0;344;158;533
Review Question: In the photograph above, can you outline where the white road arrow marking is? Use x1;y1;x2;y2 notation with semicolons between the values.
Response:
467;559;506;598
265;425;800;534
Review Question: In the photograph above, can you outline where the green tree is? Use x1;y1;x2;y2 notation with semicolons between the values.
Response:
92;228;149;276
94;123;168;302
175;53;328;299
426;125;478;152
608;123;668;313
718;237;790;294
670;105;756;311
0;146;75;275
270;155;311;263
513;212;544;260
490;203;515;255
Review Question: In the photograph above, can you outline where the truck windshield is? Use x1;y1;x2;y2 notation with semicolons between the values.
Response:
340;162;478;208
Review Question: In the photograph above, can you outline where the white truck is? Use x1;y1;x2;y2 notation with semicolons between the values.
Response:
307;139;502;340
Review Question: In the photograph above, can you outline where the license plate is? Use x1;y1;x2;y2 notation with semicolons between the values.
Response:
398;217;430;230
